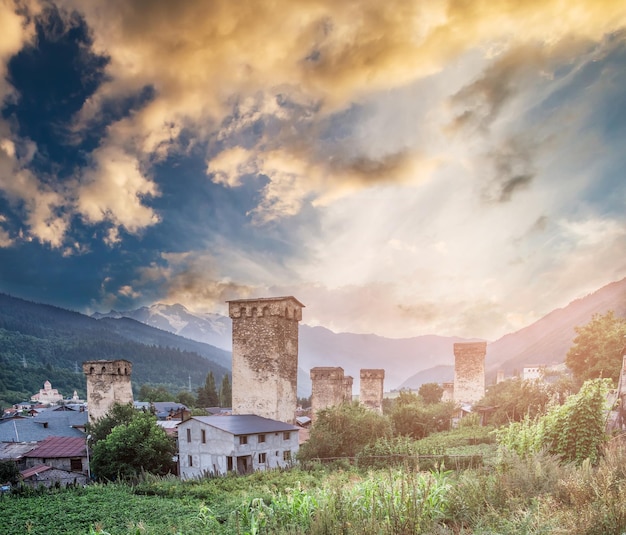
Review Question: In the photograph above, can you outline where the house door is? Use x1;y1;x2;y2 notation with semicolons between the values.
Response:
237;455;252;474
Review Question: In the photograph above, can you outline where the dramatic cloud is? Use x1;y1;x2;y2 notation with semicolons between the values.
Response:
0;0;625;339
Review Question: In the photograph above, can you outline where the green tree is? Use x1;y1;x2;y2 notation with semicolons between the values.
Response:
418;383;444;404
0;460;19;485
197;371;219;407
477;378;553;426
219;374;232;408
91;411;176;480
389;391;455;439
85;402;138;444
565;311;626;385
138;384;175;402
298;402;392;461
176;390;196;408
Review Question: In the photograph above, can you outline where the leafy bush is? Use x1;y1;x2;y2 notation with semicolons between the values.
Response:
91;411;177;480
496;378;610;465
388;391;456;439
298;402;392;462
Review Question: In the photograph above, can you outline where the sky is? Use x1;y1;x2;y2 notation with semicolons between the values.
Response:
0;0;625;341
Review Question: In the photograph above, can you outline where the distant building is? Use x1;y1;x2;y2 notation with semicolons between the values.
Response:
178;414;300;478
523;366;544;381
310;367;347;421
30;381;63;405
453;342;486;404
360;369;385;414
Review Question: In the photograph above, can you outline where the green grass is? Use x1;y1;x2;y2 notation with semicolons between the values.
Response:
5;435;626;534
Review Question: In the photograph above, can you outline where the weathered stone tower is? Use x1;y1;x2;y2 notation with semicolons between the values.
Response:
228;296;304;423
453;342;486;404
359;369;385;413
343;375;354;402
83;359;133;423
441;381;454;402
310;367;346;421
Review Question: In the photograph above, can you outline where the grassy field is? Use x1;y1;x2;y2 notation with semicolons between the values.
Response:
5;438;626;534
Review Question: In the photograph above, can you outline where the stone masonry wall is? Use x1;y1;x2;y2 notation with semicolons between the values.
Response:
360;369;385;414
228;296;303;424
453;342;486;404
343;376;354;402
83;359;133;423
310;367;345;422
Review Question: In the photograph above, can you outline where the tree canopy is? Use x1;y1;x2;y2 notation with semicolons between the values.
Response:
197;371;219;407
298;402;392;461
90;410;176;481
219;374;232;408
418;383;444;404
389;391;456;439
86;402;138;444
565;311;626;385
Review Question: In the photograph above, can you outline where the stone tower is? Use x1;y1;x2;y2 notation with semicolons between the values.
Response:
310;367;346;421
343;375;354;402
360;369;385;413
228;296;304;423
83;359;133;423
453;342;486;404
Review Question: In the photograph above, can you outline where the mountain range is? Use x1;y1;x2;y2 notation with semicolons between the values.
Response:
94;277;626;393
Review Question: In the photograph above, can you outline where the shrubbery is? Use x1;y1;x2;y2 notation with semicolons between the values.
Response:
496;378;610;465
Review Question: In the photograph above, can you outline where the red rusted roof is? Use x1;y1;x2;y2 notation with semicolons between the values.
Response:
21;464;52;479
24;436;86;458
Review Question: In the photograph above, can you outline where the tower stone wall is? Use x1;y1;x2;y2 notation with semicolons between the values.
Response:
343;375;354;402
228;296;304;423
359;369;385;413
310;367;346;421
453;342;486;404
83;359;133;423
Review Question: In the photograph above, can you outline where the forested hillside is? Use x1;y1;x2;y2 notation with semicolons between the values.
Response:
0;294;231;407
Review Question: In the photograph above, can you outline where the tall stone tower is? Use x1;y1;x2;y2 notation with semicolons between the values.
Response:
453;342;486;404
83;359;133;423
228;296;304;423
360;369;385;413
310;367;346;421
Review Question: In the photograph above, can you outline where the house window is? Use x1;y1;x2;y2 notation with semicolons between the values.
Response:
239;435;248;445
258;452;267;463
201;429;206;444
188;455;193;467
70;458;82;471
258;434;265;443
186;428;191;442
283;450;291;461
283;432;290;440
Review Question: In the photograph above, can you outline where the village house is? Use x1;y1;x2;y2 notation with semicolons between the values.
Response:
178;414;299;479
19;436;89;487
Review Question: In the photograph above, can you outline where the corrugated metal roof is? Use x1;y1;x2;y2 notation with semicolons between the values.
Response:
25;436;86;458
183;415;299;435
21;464;52;479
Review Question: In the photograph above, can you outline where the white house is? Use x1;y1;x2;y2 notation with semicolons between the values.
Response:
177;414;300;479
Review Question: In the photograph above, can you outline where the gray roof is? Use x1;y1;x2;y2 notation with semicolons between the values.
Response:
186;415;299;436
0;441;38;460
0;410;87;442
